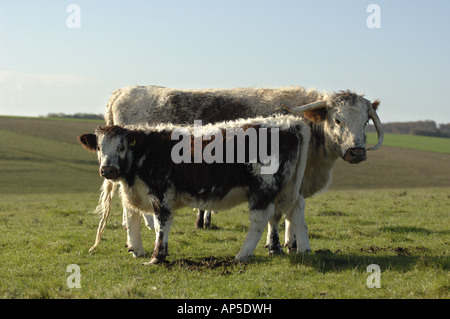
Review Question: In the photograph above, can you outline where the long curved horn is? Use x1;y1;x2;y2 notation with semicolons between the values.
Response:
291;100;328;114
367;107;384;151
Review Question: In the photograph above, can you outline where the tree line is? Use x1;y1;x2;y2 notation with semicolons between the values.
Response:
47;112;104;120
367;120;450;138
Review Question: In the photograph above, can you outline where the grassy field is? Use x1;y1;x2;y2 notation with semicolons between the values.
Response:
367;132;450;155
0;190;448;299
0;116;448;299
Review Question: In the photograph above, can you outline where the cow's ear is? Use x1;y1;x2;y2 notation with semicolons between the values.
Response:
302;108;327;123
78;133;97;152
372;99;380;111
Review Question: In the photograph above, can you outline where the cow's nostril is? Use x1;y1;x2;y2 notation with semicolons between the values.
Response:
350;148;366;157
100;166;118;179
343;148;367;164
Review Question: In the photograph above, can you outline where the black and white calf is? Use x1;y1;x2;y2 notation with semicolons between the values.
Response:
79;115;310;263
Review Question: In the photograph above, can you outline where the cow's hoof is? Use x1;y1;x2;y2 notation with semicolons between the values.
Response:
129;250;147;258
289;248;312;254
127;246;147;258
286;247;296;254
235;254;252;262
268;249;285;256
143;257;162;265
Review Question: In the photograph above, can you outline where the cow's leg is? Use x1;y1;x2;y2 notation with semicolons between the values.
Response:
285;196;311;253
122;206;128;230
195;209;205;229
203;210;212;229
265;209;283;255
125;206;146;257
145;206;174;265
141;212;155;230
284;219;296;253
235;203;274;262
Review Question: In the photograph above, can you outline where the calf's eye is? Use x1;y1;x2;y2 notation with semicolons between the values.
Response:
335;119;341;126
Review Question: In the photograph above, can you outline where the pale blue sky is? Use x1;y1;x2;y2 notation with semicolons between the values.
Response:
1;1;449;123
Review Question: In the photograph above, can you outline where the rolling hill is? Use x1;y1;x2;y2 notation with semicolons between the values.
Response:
0;116;103;194
0;116;449;194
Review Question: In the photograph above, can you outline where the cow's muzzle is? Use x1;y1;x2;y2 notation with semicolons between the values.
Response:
100;166;119;179
343;147;366;164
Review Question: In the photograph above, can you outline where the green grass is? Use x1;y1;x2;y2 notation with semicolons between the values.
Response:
0;189;448;298
0;116;449;299
367;132;450;154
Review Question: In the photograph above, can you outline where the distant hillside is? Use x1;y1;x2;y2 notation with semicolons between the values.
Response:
0;116;104;145
46;112;104;121
0;129;101;194
367;120;450;138
334;132;450;189
331;144;450;190
366;132;450;155
0;116;449;194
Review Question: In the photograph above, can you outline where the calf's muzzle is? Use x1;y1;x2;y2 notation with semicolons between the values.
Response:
100;166;119;179
343;147;366;164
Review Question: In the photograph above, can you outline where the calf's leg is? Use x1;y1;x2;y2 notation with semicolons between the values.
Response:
235;203;274;262
265;210;283;254
195;209;205;229
144;206;174;265
285;196;311;253
142;212;155;230
125;206;146;257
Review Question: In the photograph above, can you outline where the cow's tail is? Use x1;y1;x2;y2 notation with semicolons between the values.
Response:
89;179;117;253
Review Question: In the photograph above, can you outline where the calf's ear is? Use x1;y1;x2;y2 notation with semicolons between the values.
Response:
127;131;144;149
78;133;97;152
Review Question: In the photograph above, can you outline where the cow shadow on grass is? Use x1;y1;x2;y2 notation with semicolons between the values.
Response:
156;246;448;275
159;256;248;275
285;248;449;273
153;222;448;274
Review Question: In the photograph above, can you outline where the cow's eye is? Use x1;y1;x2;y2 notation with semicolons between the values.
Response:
118;145;125;153
335;119;342;126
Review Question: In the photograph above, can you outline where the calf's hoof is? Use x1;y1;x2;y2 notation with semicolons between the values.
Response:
268;249;285;256
266;242;284;255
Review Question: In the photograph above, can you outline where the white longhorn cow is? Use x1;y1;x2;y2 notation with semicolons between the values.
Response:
88;86;383;256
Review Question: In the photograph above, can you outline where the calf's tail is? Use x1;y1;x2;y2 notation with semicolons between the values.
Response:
89;179;117;253
89;89;122;253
